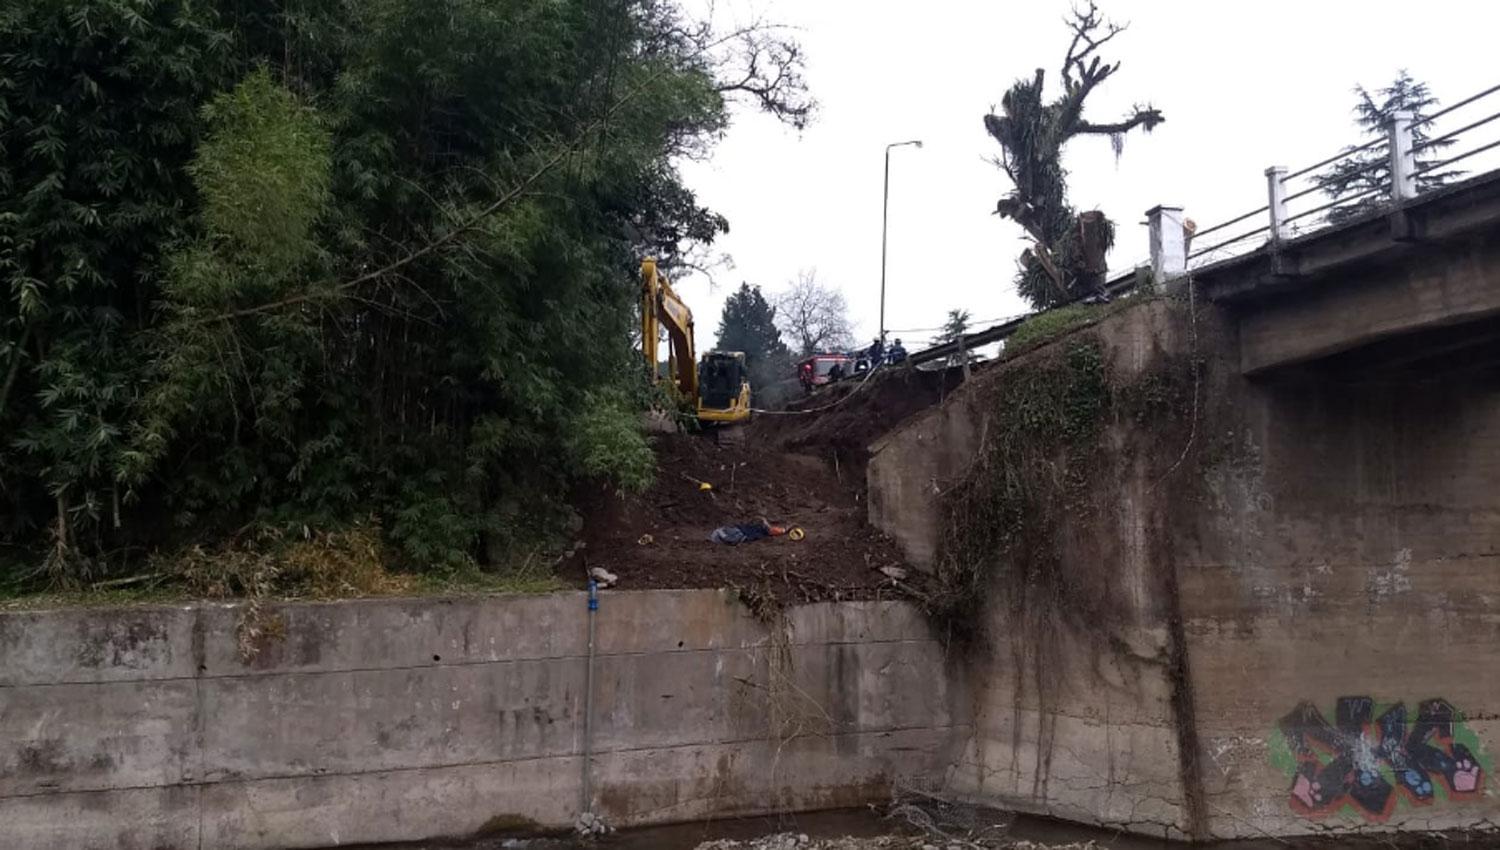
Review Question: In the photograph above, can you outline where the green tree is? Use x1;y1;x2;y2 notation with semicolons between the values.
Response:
983;1;1163;309
0;0;810;583
715;283;791;396
1316;71;1463;224
936;309;971;344
936;309;980;368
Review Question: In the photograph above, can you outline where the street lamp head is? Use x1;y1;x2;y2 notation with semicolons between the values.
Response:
887;139;923;152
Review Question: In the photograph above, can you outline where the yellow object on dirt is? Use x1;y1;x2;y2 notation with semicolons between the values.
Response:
698;482;713;492
787;527;805;541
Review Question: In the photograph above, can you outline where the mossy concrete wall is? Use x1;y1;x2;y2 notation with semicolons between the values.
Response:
870;300;1200;839
869;295;1500;841
0;591;964;849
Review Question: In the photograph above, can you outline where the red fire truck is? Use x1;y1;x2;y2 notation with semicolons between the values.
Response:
796;353;853;392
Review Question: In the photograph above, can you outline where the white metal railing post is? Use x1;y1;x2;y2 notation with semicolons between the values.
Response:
1146;205;1187;284
1265;166;1289;242
1388;109;1417;201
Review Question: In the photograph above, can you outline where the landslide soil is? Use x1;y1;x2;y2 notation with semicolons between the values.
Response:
571;367;964;602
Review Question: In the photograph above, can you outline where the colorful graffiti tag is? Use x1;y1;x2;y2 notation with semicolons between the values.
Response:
1274;697;1485;820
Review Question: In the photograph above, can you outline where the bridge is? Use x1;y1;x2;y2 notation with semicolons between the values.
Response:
868;83;1500;842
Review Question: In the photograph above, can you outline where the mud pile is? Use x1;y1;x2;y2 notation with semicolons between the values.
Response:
569;366;967;600
753;366;965;472
573;433;909;601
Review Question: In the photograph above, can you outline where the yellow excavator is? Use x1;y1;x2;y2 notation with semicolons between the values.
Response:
640;258;752;427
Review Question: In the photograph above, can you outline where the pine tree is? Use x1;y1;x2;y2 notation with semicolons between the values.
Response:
936;309;978;368
1316;71;1463;224
936;309;971;345
715;283;791;394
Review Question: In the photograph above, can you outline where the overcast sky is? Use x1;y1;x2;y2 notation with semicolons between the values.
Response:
672;0;1500;351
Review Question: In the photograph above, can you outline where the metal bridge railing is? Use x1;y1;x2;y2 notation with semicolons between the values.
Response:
911;80;1500;368
1179;79;1500;272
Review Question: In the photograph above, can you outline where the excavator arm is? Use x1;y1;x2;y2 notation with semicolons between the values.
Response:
641;258;751;427
640;258;698;401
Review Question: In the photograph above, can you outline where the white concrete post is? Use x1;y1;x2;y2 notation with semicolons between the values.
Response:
1265;166;1289;242
1388;109;1417;202
1146;205;1187;284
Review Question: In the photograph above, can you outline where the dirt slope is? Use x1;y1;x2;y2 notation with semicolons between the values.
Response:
570;366;964;601
574;434;908;601
752;366;965;471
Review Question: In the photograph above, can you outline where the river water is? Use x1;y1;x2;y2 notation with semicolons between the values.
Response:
339;808;1184;850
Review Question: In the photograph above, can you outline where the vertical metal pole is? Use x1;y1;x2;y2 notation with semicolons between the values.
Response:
879;147;891;344
1389;109;1417;202
1265;167;1289;242
958;333;971;382
581;579;598;816
1146;205;1187;284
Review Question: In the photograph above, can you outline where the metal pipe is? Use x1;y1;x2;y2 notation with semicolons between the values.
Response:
1413;81;1500;127
1413;109;1500;151
581;579;598;816
1191;205;1269;240
1283;136;1384;182
1417;137;1500;174
879;139;922;343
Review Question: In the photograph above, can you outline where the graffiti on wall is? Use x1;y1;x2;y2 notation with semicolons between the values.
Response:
1272;697;1485;821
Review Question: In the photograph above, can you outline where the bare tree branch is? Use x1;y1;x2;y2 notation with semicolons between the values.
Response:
772;271;853;356
1076;106;1164;136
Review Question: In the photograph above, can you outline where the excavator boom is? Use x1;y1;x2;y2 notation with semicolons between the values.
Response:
640;258;697;400
640;259;751;426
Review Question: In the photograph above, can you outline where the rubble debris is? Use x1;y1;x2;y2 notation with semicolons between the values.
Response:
573;811;612;837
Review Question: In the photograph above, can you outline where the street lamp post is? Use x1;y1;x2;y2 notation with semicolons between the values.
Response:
879;139;922;344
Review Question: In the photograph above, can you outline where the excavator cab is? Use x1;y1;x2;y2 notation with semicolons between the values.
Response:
697;351;751;422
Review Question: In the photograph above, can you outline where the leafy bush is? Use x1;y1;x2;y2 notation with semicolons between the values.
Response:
0;0;809;586
566;390;657;495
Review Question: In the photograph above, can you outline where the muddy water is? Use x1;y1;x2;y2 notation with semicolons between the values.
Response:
338;809;1183;850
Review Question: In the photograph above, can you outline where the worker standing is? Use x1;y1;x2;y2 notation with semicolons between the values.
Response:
887;338;907;364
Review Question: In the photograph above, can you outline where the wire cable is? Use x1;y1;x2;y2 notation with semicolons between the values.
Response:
749;361;888;416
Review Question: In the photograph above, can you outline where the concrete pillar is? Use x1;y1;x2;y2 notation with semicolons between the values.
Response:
1388;109;1417;202
1265;167;1289;242
1147;205;1187;283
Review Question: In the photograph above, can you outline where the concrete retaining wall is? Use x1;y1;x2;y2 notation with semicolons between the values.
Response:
870;302;1198;839
869;295;1500;841
0;591;963;849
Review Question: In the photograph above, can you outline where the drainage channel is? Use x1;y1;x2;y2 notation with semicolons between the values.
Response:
337;808;1184;850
